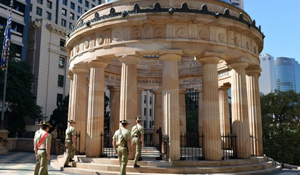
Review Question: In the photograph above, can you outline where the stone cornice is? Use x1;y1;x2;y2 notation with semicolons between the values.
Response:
46;23;67;37
68;2;264;39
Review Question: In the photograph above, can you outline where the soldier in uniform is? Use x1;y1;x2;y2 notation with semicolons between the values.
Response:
131;117;144;168
113;120;131;175
51;127;58;154
34;121;52;175
63;120;76;168
33;121;44;175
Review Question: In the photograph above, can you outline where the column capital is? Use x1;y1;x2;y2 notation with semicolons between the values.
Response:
159;50;182;61
219;84;231;91
246;65;261;76
228;62;249;69
71;64;89;74
68;70;73;80
153;90;162;94
88;60;108;69
119;55;140;64
196;51;224;64
137;89;143;94
179;90;187;94
107;86;120;92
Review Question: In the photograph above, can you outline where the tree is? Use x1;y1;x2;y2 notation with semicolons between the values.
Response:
261;90;300;166
0;28;44;137
49;92;110;134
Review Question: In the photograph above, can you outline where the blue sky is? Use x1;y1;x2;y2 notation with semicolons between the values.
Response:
244;0;300;61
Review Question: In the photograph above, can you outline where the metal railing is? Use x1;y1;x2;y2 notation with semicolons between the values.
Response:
221;134;236;159
101;132;116;158
180;132;204;160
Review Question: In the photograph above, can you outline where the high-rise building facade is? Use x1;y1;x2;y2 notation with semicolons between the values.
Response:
275;57;300;93
26;0;104;128
259;54;276;95
0;0;30;61
231;0;244;9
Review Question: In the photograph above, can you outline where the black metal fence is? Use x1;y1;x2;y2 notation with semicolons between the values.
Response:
221;134;236;159
250;135;254;156
101;132;116;158
180;132;204;160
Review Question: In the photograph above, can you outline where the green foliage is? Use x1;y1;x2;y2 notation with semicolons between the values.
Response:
186;110;198;133
261;90;300;166
49;93;110;133
49;95;69;132
0;28;44;137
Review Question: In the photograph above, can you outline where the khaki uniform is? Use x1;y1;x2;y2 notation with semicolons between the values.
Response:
34;129;42;175
131;123;144;165
113;127;131;175
64;126;75;166
51;130;58;154
35;130;52;175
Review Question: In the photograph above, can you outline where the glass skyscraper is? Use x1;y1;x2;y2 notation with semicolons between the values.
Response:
275;57;300;93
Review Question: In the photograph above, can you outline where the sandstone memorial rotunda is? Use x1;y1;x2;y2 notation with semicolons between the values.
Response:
60;0;280;174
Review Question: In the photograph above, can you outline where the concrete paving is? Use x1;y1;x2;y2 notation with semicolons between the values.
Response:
0;151;81;175
1;151;300;175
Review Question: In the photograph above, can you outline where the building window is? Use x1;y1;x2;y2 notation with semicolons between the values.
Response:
62;8;67;16
69;22;73;30
36;7;42;16
92;4;95;8
47;0;52;9
78;0;82;3
30;4;32;11
59;57;65;68
150;96;152;104
61;19;66;27
37;0;43;4
77;6;82;13
144;108;146;116
57;94;63;106
149;121;152;128
98;0;101;5
70;2;75;9
143;121;147;128
77;16;80;20
85;1;89;7
70;12;74;20
144;95;146;103
150;109;152;116
46;12;51;20
60;39;65;47
63;0;68;5
58;75;64;87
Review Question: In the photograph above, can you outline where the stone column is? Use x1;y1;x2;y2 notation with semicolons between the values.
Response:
109;87;120;134
71;65;89;154
153;90;162;147
196;52;223;161
246;66;263;156
159;50;181;161
219;85;231;135
67;72;73;123
179;90;187;135
229;62;251;159
86;60;108;157
219;85;231;150
119;55;140;125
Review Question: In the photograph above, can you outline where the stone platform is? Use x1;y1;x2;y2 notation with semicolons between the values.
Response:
51;148;281;175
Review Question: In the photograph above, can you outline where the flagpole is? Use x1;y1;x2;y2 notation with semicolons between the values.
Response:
0;0;13;129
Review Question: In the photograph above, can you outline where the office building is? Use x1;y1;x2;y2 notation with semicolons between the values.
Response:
25;0;104;133
259;54;276;95
0;0;30;61
275;57;300;93
231;0;244;9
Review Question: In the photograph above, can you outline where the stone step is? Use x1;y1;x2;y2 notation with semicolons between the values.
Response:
72;160;274;174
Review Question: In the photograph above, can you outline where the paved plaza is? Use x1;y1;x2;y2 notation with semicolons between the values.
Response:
0;152;81;175
1;151;300;175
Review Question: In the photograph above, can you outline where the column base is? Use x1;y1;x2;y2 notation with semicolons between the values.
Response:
0;130;9;155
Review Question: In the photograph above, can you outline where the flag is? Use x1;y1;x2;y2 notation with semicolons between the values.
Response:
1;11;12;70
